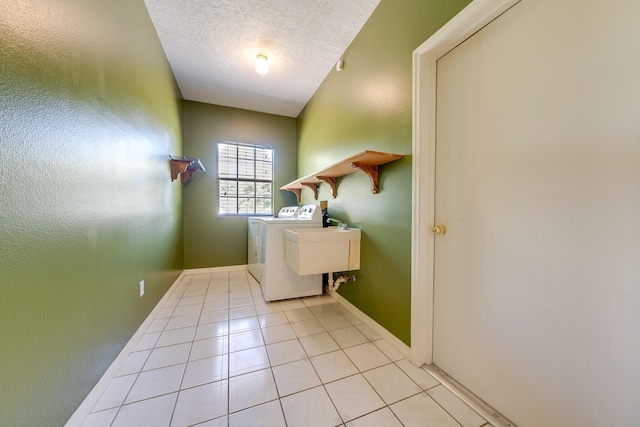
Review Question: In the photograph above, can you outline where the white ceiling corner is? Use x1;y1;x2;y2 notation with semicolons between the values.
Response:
144;0;380;117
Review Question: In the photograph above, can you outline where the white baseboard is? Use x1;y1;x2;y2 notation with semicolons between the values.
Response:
183;264;247;275
327;288;411;360
65;266;243;426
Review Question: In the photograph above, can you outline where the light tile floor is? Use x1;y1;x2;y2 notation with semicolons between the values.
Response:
79;270;490;427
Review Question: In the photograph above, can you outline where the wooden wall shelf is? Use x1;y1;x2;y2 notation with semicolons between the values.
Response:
169;156;206;185
280;150;403;202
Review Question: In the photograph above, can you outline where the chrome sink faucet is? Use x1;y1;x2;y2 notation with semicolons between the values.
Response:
326;217;348;230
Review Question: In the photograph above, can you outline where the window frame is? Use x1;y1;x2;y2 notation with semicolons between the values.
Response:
216;140;274;217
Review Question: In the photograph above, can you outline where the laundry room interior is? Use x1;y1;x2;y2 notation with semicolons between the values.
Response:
180;101;411;335
2;0;639;426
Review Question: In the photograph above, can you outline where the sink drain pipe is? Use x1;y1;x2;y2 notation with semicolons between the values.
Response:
328;272;357;292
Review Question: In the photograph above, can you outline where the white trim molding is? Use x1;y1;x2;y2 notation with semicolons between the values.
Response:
183;264;248;275
410;0;520;366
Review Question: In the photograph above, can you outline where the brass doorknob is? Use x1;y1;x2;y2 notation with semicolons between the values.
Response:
432;225;447;235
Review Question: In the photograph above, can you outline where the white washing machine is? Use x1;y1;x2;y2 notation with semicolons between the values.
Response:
248;205;322;301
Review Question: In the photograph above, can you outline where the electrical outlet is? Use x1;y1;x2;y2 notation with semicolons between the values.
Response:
139;280;144;297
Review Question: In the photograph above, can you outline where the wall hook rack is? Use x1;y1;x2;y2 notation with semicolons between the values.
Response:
169;156;206;185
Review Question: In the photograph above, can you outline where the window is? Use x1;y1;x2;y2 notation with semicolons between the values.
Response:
217;141;273;215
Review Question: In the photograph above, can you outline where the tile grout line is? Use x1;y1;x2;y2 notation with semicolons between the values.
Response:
304;302;409;426
169;273;209;426
102;274;195;427
226;271;231;423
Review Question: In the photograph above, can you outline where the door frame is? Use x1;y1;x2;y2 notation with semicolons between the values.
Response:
410;0;520;365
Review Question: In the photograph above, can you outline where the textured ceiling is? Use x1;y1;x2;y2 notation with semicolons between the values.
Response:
144;0;381;118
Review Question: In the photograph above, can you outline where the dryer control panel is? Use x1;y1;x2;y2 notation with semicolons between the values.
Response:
275;205;321;222
296;205;320;222
276;206;300;218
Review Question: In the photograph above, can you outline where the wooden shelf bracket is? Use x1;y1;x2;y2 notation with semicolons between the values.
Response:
351;162;379;194
301;182;319;200
315;176;337;198
289;188;302;203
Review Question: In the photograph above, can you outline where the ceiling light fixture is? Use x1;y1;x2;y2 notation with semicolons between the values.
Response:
255;54;269;75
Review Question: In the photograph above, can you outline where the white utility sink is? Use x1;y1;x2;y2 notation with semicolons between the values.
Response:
284;227;361;275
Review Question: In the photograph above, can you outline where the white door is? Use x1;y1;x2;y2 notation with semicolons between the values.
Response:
431;0;640;426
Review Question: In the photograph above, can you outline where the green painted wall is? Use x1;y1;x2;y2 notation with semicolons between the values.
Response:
0;1;184;425
182;101;297;268
297;0;471;345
